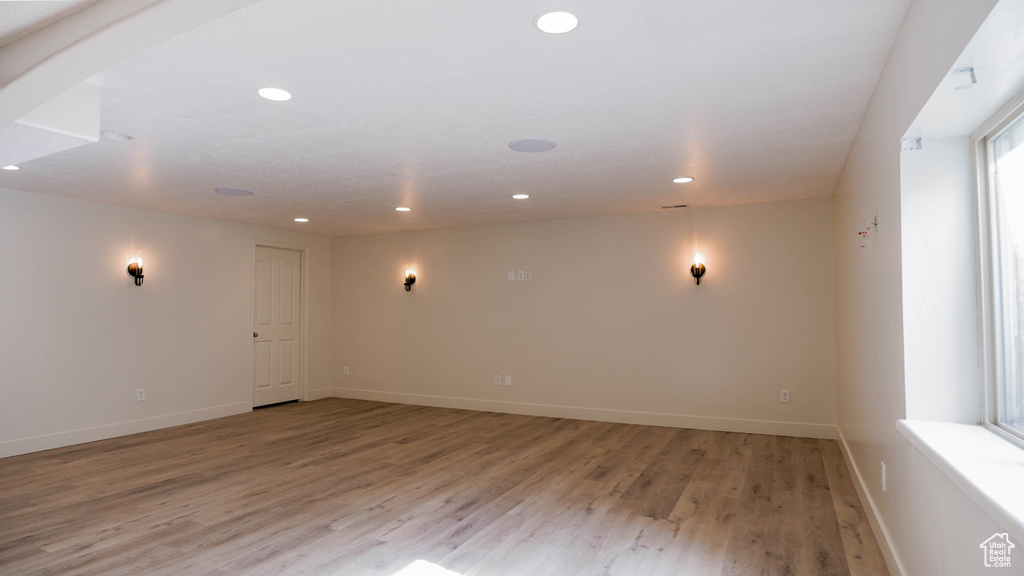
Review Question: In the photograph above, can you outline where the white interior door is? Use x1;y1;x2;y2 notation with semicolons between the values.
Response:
253;246;302;407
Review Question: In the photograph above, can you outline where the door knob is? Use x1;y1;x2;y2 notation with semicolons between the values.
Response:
254;332;258;337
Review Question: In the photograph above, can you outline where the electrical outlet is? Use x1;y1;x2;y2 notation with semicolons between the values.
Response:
137;389;145;402
780;389;790;403
505;375;512;386
517;270;525;281
881;461;887;491
508;271;515;282
344;366;349;376
495;375;502;386
524;271;531;281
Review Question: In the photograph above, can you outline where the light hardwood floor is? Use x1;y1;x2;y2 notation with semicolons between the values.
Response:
0;399;889;576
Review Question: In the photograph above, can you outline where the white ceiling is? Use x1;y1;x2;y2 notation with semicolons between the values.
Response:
0;0;910;236
0;0;99;48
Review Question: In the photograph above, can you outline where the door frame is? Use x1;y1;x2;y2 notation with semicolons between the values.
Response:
250;240;310;408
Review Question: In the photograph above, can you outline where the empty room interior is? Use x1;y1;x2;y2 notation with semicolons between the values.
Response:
2;0;1024;575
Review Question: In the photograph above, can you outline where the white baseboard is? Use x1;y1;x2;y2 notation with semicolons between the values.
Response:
306;387;333;401
329;387;837;439
0;402;251;458
836;426;907;576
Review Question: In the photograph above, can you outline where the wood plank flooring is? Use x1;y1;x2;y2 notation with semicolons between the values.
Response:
0;398;889;576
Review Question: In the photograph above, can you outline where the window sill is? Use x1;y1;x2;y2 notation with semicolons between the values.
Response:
897;420;1024;536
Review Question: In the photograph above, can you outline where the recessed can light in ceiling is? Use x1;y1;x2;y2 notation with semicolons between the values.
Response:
215;187;252;196
101;129;134;141
395;206;411;212
509;138;557;153
258;87;292;101
294;218;309;223
512;194;530;200
2;165;19;171
673;177;694;183
536;11;578;34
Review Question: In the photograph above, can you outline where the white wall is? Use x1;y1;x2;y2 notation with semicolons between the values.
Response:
331;198;838;438
901;136;982;423
0;186;332;457
832;0;1018;574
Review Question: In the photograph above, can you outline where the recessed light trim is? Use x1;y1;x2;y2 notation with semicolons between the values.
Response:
536;11;578;34
215;187;252;196
509;138;557;153
673;177;694;183
2;165;19;171
258;87;292;101
512;194;530;200
294;218;309;223
395;206;411;212
101;129;134;141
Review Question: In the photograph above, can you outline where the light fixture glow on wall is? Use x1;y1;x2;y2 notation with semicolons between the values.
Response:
3;165;19;171
690;251;706;285
127;250;144;286
404;268;416;292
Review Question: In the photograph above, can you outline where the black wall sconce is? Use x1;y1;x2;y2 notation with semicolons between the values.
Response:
127;251;144;286
690;251;706;285
404;268;416;292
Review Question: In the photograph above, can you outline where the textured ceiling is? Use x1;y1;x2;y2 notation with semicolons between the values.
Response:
0;0;910;236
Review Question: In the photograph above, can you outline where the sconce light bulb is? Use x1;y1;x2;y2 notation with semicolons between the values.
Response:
690;251;706;286
127;250;145;287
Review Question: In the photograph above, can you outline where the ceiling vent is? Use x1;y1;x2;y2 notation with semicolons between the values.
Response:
508;138;556;153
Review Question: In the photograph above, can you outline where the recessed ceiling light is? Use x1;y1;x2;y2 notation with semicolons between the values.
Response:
536;11;578;34
509;138;557;153
2;165;19;171
512;194;530;200
395;207;411;212
258;87;292;101
294;218;309;222
673;177;694;183
215;187;252;196
101;129;134;141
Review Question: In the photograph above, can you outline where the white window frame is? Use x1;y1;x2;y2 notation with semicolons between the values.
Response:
975;88;1024;448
